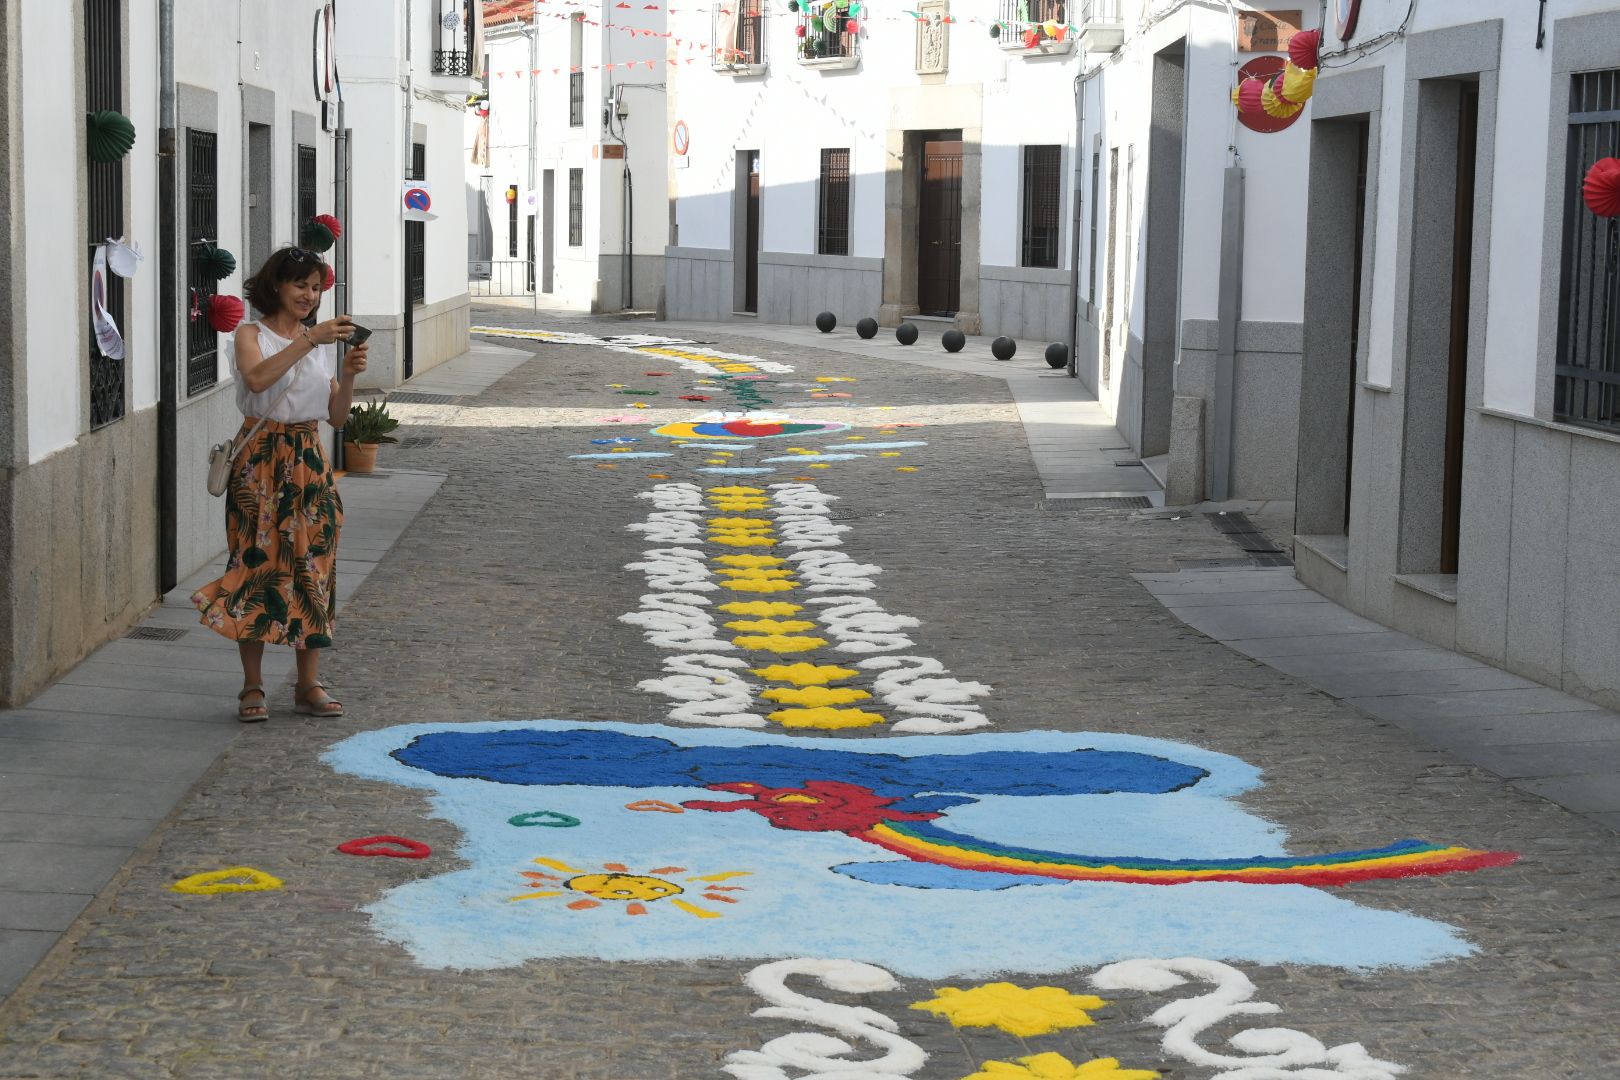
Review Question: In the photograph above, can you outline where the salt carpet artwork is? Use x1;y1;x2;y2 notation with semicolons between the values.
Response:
324;719;1512;977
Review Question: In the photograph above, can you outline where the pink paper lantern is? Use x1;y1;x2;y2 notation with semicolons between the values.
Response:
1237;77;1265;117
1289;28;1321;71
845;18;858;33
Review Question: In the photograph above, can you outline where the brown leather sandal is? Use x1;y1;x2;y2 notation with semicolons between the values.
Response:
238;685;269;723
293;681;344;718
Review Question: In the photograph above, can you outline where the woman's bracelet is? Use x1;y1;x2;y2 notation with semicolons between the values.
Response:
302;327;317;348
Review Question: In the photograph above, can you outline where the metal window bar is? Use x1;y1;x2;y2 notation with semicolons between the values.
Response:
1021;144;1061;268
568;168;584;246
715;0;766;65
569;71;584;127
817;149;851;256
797;6;857;60
407;143;427;305
1555;69;1620;432
507;186;519;257
297;144;318;226
432;0;475;75
1087;145;1100;305
86;0;126;427
185;129;219;397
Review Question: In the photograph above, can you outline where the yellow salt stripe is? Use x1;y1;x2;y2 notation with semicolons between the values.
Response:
762;686;872;706
721;578;797;591
769;706;887;730
707;487;768;495
750;662;859;685
724;618;818;633
714;554;786;567
732;634;827;653
710;535;777;548
716;568;796;579
721;601;804;616
707;518;773;529
881;452;902;457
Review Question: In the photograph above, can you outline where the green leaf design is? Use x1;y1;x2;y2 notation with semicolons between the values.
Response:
304;633;332;649
242;546;269;569
302;447;325;472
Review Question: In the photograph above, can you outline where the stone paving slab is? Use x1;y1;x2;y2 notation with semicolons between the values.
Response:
0;313;1613;1077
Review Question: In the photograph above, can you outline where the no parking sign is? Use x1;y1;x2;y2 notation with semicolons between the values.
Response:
402;180;436;221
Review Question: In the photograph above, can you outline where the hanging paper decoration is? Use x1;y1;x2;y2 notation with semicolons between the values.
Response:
206;293;245;334
787;0;799;9
795;21;806;35
1281;62;1317;105
312;213;343;241
1585;158;1620;218
90;246;125;360
198;243;236;281
989;21;1001;38
301;218;336;253
1261;73;1303;119
1289;28;1322;70
322;263;336;291
87;109;136;164
105;237;143;278
1022;26;1038;47
845;17;858;33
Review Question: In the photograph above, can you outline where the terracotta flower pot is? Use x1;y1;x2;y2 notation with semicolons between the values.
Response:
344;441;379;473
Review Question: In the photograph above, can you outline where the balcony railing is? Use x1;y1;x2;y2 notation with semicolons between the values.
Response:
713;3;767;73
432;49;471;76
996;0;1121;53
797;5;860;68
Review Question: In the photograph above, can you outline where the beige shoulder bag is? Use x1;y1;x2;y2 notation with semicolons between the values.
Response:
205;367;300;497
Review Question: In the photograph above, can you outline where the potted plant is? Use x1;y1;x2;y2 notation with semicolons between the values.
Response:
343;400;399;473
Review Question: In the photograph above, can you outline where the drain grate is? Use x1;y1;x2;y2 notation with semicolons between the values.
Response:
397;436;441;450
387;392;459;405
1042;497;1153;511
1202;512;1293;567
125;626;189;642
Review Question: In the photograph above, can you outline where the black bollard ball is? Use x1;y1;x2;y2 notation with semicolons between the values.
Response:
991;336;1017;361
815;311;837;333
856;317;879;339
942;329;966;353
1044;342;1068;368
896;322;919;346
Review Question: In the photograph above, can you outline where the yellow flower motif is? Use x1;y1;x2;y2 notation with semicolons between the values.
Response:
733;634;827;653
708;517;773;529
721;578;796;591
712;501;771;512
725;618;818;634
962;1054;1158;1080
716;568;796;579
720;602;804;617
707;486;767;495
750;662;859;685
710;535;776;548
769;706;886;729
632;402;651;409
715;554;787;567
911;983;1106;1037
762;685;872;706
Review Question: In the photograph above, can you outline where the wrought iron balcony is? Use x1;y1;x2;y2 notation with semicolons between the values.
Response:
432;49;471;77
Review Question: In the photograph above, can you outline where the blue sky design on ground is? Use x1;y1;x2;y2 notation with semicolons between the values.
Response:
324;719;1473;977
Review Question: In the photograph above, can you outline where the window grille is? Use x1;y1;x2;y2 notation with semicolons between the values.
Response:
569;71;585;127
1021;145;1061;269
297;144;318;226
714;0;766;66
507;185;519;257
796;5;858;61
1088;144;1101;305
407;143;427;305
817;149;851;257
185;129;219;397
1556;69;1620;432
568;168;584;246
433;0;476;75
87;0;126;427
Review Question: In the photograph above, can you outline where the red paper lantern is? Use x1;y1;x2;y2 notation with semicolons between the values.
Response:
1584;157;1620;219
1289;28;1321;71
795;22;806;36
312;212;343;240
845;18;859;33
1237;77;1265;117
206;293;244;333
322;264;335;291
1022;27;1039;48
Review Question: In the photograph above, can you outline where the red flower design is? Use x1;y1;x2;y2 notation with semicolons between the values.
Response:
683;780;942;833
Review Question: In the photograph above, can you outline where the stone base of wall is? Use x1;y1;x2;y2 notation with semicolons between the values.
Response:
174;382;245;582
756;252;883;328
979;265;1072;343
0;407;159;705
664;246;735;322
355;293;473;389
1174;319;1304;501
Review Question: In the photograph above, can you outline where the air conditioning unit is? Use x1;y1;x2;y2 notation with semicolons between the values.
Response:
1079;0;1124;53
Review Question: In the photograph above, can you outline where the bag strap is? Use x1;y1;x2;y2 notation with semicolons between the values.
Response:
228;353;306;465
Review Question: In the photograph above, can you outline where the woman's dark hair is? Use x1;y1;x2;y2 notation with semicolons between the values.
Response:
245;246;328;315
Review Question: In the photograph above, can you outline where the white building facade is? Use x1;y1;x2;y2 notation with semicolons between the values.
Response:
1293;0;1620;708
468;0;668;313
0;0;347;704
339;0;476;386
662;1;1317;502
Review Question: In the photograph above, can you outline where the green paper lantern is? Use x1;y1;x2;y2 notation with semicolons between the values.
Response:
990;21;1002;38
87;109;136;164
198;243;236;281
300;219;336;253
848;1;860;13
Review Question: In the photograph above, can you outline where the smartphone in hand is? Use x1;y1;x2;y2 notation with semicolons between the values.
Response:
346;323;373;346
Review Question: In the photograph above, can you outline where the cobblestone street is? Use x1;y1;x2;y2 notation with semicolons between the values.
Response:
1;314;1617;1079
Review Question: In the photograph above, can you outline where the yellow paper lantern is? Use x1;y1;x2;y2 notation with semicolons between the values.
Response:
1042;19;1059;36
1281;62;1317;105
1262;78;1304;118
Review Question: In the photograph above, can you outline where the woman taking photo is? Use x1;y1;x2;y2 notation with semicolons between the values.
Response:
192;247;367;721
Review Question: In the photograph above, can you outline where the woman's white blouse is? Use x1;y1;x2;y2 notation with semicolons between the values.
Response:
231;322;336;422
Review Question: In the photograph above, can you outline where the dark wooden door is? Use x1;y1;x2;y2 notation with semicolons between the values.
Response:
744;151;761;313
918;138;963;316
1441;86;1478;574
542;169;555;293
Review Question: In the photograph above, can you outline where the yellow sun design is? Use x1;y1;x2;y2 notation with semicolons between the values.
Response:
963;1054;1159;1080
911;983;1108;1037
510;858;750;919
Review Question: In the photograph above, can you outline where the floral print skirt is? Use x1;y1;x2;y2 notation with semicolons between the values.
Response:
193;419;344;649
